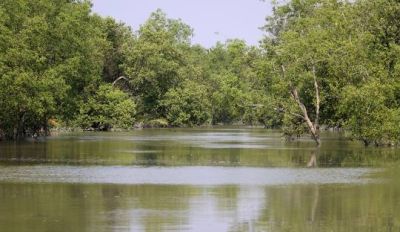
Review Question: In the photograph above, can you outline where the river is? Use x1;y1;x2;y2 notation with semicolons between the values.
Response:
0;128;399;231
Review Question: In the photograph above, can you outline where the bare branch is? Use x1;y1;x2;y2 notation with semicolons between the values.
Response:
112;76;129;87
290;112;306;119
312;65;320;127
291;87;320;146
277;106;305;120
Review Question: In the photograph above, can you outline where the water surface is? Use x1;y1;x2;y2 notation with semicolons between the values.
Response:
0;128;399;231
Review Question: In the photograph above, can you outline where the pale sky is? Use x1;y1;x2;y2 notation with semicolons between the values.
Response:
91;0;273;48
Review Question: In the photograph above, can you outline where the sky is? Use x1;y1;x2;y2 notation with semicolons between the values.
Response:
91;0;273;48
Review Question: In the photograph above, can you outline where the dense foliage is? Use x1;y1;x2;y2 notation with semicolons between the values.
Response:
1;0;400;146
0;0;105;139
262;0;400;146
75;84;136;130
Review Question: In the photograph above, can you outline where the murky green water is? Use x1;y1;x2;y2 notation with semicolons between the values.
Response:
0;128;399;231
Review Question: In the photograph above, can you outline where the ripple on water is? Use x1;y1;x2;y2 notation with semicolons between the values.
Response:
0;166;377;185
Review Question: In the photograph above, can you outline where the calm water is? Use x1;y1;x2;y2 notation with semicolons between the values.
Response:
0;128;399;231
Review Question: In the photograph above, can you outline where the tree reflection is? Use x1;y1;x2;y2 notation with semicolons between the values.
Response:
307;150;318;168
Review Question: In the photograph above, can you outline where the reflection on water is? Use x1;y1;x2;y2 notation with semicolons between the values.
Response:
0;182;399;232
0;128;399;231
0;128;399;167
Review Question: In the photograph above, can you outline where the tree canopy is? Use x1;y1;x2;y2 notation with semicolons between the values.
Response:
1;0;400;146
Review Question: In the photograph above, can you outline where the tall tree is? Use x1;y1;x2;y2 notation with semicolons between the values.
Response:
123;9;193;119
0;0;105;139
263;0;353;146
99;17;134;84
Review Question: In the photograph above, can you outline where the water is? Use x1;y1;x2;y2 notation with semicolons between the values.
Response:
0;128;399;231
0;166;373;185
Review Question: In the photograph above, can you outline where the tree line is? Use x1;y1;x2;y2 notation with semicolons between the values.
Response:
0;0;399;146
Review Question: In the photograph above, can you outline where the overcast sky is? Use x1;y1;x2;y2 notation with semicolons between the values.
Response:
91;0;273;48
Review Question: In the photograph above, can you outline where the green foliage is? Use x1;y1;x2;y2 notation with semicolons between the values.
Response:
76;84;136;130
123;9;193;118
2;0;400;147
206;40;264;124
262;0;400;145
332;0;400;145
340;82;400;146
99;17;134;83
0;0;105;139
162;81;211;126
210;73;248;124
0;5;269;139
146;118;169;128
282;112;308;140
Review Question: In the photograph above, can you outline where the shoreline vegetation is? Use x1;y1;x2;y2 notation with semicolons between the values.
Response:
1;0;400;147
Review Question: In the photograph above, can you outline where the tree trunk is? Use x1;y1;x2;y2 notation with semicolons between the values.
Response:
14;112;26;140
281;64;321;146
311;65;321;146
290;88;321;146
43;118;50;136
